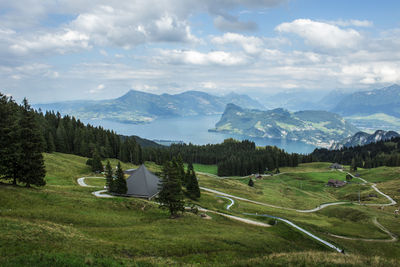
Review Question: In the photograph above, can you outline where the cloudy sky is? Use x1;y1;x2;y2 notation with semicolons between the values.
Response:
1;0;400;103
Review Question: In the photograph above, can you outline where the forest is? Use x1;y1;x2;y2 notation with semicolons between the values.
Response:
0;93;143;186
143;139;299;176
310;138;400;169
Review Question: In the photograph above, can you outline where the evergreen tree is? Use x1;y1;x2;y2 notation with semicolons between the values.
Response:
176;155;185;184
248;178;254;187
186;167;200;199
91;149;104;173
105;160;114;192
185;162;194;186
350;158;357;172
0;94;20;184
18;99;46;187
157;159;185;217
113;162;127;194
47;132;56;153
55;123;67;152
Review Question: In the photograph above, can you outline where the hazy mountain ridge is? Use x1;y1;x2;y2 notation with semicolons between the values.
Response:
210;103;359;148
332;84;400;117
330;130;400;150
34;90;265;124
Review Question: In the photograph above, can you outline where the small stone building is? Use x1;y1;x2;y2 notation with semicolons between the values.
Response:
327;179;346;187
330;163;343;170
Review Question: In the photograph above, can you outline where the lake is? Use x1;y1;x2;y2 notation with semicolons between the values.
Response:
83;115;316;154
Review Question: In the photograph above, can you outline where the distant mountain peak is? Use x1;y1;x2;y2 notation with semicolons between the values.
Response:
330;129;400;150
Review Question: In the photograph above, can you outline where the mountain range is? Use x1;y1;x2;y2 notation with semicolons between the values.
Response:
209;103;359;148
35;90;265;124
332;84;400;117
330;130;400;150
331;84;400;132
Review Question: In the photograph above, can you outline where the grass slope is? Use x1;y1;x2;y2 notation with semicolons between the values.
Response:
1;153;335;266
197;163;400;261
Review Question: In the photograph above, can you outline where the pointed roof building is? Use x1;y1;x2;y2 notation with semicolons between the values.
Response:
126;164;161;199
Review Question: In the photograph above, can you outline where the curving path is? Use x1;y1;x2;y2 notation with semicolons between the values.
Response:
200;170;397;213
77;177;270;227
346;172;397;206
77;177;114;198
216;195;343;253
201;186;349;213
327;218;397;242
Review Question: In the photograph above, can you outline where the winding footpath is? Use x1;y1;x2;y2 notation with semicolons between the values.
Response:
216;195;344;253
77;177;114;198
201;171;397;213
76;177;270;227
201;186;349;213
327;217;398;242
77;171;398;252
201;171;398;251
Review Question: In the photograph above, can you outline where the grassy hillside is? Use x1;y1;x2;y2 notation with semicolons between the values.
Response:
196;163;400;260
1;155;399;266
0;153;331;266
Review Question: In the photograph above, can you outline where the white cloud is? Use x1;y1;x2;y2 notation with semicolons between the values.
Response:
159;49;248;66
275;19;362;50
330;19;373;27
90;84;105;94
9;29;90;55
212;33;264;54
201;82;218;89
341;63;400;85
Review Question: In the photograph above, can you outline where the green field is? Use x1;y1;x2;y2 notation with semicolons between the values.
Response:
184;163;218;175
1;155;400;266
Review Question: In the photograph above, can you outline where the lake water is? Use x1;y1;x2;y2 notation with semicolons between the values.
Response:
83;115;316;154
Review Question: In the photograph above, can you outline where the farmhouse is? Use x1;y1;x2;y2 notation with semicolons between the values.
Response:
330;163;343;170
126;165;161;199
327;179;346;187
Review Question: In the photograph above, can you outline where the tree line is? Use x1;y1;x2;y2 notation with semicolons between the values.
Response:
143;138;299;176
0;93;143;186
0;94;46;187
309;137;400;169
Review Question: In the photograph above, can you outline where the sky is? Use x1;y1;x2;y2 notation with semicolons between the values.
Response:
1;0;400;103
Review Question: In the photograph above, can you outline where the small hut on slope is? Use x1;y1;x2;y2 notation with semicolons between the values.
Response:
126;165;160;199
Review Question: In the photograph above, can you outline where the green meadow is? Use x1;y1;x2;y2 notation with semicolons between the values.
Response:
1;155;399;266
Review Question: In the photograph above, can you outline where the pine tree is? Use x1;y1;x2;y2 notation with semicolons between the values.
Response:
18;98;46;187
55;124;67;152
176;155;185;184
0;94;20;184
185;162;194;186
350;158;357;172
114;162;127;194
105;160;114;192
157;159;185;217
186;167;200;199
248;178;254;187
47;132;56;153
91;149;103;173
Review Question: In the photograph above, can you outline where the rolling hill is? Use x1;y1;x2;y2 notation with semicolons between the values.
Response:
210;104;359;148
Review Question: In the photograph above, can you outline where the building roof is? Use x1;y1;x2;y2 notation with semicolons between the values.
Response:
330;163;343;169
126;165;161;199
327;179;346;187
